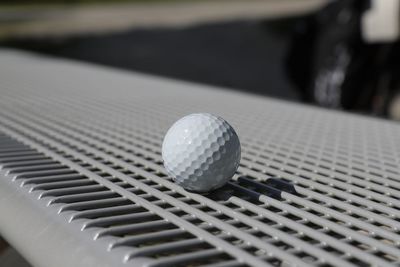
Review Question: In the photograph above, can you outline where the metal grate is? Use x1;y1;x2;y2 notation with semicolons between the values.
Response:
0;49;400;267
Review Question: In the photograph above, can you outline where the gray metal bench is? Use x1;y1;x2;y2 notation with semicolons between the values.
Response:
0;49;399;267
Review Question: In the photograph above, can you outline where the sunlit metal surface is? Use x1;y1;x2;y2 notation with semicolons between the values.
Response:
0;50;400;267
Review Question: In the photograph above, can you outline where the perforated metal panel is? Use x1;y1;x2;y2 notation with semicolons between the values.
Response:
0;50;400;267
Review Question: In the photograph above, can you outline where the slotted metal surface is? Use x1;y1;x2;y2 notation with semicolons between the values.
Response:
0;49;400;267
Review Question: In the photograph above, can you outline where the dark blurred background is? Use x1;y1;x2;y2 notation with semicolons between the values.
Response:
1;0;400;113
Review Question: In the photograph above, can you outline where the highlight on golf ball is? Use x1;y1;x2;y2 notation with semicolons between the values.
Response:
162;113;241;193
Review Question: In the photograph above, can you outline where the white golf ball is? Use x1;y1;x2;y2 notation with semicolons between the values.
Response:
162;113;241;193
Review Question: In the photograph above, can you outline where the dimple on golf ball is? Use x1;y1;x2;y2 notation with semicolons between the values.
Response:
162;113;241;193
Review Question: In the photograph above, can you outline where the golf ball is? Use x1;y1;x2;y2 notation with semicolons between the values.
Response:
162;113;241;193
